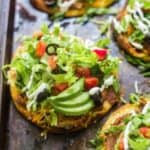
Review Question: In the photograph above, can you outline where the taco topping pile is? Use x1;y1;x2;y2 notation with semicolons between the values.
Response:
3;24;120;126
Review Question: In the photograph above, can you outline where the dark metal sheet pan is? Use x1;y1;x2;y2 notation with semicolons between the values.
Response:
0;0;149;150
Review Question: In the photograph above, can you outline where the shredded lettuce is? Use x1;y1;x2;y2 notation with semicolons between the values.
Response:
3;24;120;117
129;137;150;150
51;72;78;85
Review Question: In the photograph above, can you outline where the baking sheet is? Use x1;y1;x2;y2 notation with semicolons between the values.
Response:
0;0;149;149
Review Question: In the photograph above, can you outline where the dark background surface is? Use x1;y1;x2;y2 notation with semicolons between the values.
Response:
0;0;149;150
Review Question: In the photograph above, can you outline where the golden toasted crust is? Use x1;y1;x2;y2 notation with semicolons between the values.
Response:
114;5;150;62
9;45;120;133
99;98;150;150
10;84;119;133
101;104;140;132
30;0;115;17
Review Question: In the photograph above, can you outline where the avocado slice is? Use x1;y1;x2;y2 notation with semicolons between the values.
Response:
51;100;94;116
54;92;90;107
50;78;84;102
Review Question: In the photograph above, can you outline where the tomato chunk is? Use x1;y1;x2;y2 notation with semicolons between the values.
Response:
53;83;68;94
76;67;91;77
48;55;57;70
84;77;99;90
139;127;150;138
36;41;47;57
92;48;108;60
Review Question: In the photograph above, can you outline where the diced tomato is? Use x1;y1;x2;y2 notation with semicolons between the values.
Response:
84;77;99;90
119;135;124;150
36;41;47;57
92;48;108;60
76;67;91;77
53;83;68;94
139;127;150;138
48;55;57;70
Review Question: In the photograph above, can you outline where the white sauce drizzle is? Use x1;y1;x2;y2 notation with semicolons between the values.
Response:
122;110;136;150
89;87;100;95
58;0;77;12
134;80;140;94
28;83;49;99
24;67;35;90
128;2;150;36
142;102;150;114
26;83;49;111
100;76;114;92
23;66;39;91
124;122;132;150
113;18;124;33
129;41;143;49
23;65;45;92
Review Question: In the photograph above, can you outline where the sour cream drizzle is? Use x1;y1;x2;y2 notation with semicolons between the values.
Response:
89;87;100;95
28;83;49;100
123;110;136;150
142;102;150;114
100;75;114;92
124;122;132;150
123;112;135;150
114;1;150;49
128;2;150;36
58;0;77;12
